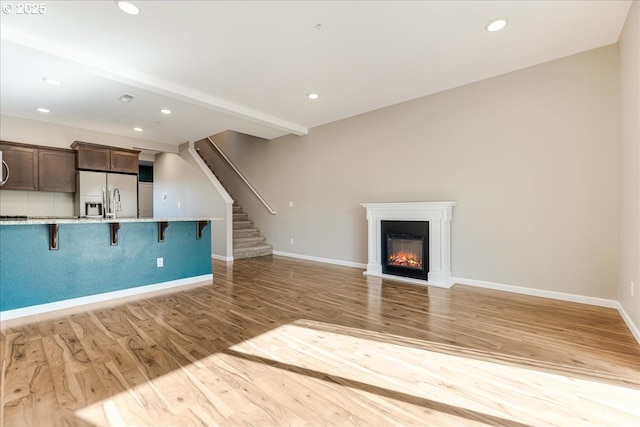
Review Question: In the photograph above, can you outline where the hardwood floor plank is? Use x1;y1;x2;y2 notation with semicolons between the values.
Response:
208;350;317;426
52;319;91;372
174;362;235;422
2;331;30;404
41;335;87;409
74;365;112;406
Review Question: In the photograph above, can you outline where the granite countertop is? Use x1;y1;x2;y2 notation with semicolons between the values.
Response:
0;217;222;225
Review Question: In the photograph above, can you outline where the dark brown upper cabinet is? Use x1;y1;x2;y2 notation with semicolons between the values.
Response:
0;141;39;191
38;148;76;193
0;141;76;193
72;141;140;174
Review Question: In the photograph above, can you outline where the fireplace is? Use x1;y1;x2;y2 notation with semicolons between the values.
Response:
361;201;456;287
381;220;429;280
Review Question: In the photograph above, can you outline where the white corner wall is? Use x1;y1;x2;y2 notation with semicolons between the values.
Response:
153;143;231;259
618;2;640;338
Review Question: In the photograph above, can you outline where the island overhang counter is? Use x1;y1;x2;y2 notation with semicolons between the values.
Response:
0;217;219;320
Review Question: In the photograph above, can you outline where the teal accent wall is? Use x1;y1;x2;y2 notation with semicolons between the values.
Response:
0;221;211;311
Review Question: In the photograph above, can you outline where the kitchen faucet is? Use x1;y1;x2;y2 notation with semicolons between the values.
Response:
111;187;121;219
104;187;122;219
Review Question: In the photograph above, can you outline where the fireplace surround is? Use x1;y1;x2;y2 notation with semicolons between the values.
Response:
361;202;456;287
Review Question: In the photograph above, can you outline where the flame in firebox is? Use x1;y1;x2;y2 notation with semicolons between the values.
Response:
388;251;422;268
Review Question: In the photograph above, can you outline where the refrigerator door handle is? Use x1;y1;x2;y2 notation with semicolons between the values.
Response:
102;187;108;218
0;160;9;186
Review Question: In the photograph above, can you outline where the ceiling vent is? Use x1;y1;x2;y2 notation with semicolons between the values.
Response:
118;94;135;103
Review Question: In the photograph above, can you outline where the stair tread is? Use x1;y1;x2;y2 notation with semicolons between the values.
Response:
234;234;260;239
234;236;266;242
233;244;272;253
234;244;273;252
233;220;254;229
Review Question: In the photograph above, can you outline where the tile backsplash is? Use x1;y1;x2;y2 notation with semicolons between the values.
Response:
0;190;74;217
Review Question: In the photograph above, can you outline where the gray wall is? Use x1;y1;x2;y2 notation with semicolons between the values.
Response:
618;2;639;332
214;45;620;302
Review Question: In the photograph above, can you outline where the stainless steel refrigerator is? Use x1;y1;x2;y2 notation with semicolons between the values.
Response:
75;171;138;218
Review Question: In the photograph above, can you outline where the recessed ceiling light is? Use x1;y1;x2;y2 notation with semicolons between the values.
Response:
486;18;508;32
116;1;139;15
43;78;62;86
307;93;319;100
160;109;172;115
133;127;143;132
36;107;50;113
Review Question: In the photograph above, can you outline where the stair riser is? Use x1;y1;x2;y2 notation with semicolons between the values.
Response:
234;238;267;248
233;221;254;229
233;247;273;259
233;213;249;221
233;229;260;238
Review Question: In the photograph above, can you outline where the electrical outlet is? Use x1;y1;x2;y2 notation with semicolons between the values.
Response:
290;238;294;244
631;281;635;297
50;201;56;208
177;202;181;209
157;257;164;268
289;201;294;208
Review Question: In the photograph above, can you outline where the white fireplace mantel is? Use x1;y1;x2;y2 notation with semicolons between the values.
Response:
361;201;456;288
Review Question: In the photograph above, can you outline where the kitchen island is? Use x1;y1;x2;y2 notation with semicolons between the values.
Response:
0;217;216;320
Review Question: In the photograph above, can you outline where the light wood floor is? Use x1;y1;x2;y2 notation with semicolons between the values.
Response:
1;256;639;426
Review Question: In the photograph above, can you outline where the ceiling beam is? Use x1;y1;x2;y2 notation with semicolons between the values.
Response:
1;29;309;137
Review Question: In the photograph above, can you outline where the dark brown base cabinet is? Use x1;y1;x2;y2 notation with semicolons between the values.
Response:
72;141;139;174
0;141;77;193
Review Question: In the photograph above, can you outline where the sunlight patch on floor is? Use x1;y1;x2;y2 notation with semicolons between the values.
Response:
229;320;640;424
75;320;640;426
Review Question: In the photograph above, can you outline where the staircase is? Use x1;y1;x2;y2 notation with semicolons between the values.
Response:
195;146;273;260
232;203;273;259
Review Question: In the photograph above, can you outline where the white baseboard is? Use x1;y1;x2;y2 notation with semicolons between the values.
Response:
453;276;619;308
454;276;640;345
0;274;213;322
615;302;640;345
212;254;234;262
273;251;366;269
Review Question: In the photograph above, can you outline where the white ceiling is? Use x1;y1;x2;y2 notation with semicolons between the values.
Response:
0;1;632;145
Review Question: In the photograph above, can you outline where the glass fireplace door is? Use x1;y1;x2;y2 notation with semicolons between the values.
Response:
386;233;424;270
